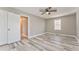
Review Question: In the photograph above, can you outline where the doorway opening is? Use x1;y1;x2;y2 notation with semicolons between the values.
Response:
20;16;28;40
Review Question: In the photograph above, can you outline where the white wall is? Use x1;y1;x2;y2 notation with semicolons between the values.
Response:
29;15;45;37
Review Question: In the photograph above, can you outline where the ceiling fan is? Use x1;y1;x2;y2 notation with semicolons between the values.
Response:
40;7;57;15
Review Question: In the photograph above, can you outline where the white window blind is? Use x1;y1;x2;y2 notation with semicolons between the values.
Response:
54;19;61;30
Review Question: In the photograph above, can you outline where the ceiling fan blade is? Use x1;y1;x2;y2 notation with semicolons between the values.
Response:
45;7;52;12
47;7;52;10
49;10;57;12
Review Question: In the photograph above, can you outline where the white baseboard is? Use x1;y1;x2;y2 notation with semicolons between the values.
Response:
46;32;75;37
28;33;46;39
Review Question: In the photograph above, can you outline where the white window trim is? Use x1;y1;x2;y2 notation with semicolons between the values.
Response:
54;19;61;30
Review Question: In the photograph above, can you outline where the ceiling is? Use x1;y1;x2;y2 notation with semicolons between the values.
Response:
14;7;76;19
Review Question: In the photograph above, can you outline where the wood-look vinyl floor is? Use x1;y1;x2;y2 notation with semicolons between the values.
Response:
0;33;79;51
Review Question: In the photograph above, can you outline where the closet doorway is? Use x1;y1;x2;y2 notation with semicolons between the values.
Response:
20;16;28;40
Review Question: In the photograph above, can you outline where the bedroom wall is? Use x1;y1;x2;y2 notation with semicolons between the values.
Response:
45;14;76;35
0;7;45;38
29;15;45;37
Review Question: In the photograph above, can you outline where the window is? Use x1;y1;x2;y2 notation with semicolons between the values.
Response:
54;19;61;30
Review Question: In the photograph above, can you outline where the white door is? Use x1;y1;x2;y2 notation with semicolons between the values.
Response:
0;10;7;45
8;12;20;44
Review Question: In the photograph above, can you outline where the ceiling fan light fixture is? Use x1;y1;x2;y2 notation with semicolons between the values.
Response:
46;12;49;14
40;7;57;15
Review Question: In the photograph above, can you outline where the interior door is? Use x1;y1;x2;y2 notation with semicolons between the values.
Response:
8;12;20;44
0;10;7;45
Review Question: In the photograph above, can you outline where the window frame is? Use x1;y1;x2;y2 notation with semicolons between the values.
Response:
54;19;61;30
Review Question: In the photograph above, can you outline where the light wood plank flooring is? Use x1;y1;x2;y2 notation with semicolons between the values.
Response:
0;33;79;51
